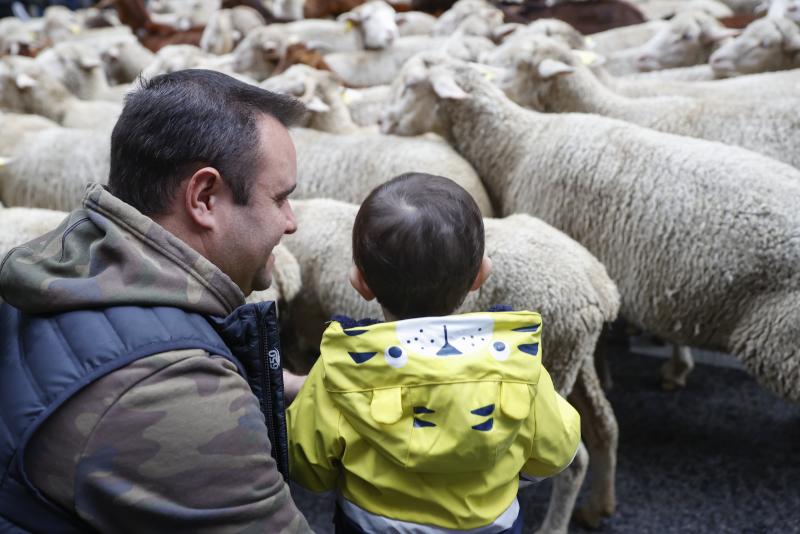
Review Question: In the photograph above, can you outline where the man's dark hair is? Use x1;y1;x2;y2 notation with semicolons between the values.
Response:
108;69;306;215
352;173;485;319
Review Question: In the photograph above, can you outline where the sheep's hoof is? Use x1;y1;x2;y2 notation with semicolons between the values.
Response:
572;504;610;530
660;361;687;391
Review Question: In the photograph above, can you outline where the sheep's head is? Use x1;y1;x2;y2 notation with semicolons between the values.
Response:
379;53;469;136
35;42;105;99
261;64;333;119
339;0;400;51
484;35;579;111
0;57;68;114
636;11;738;71
709;17;800;75
232;27;283;80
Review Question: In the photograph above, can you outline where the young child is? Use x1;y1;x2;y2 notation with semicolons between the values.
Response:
286;173;580;534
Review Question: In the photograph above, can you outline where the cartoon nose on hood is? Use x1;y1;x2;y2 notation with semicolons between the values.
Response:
319;311;543;473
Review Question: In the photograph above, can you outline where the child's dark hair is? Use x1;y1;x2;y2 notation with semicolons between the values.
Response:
352;172;485;319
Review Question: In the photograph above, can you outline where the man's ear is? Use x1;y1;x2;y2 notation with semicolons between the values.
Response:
184;166;226;231
349;264;376;301
470;255;492;291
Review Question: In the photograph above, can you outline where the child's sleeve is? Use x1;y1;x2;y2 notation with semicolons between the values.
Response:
286;359;345;492
521;366;581;479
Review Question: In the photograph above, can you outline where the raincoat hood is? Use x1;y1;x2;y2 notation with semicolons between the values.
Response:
320;311;543;473
0;183;245;317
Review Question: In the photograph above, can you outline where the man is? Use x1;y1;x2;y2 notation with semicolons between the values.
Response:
0;70;312;533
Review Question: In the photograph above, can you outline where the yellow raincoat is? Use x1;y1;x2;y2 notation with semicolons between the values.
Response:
287;311;580;530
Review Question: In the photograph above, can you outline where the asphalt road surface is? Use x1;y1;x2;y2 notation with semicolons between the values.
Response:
291;342;800;533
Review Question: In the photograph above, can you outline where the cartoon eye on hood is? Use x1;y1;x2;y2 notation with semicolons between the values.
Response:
489;340;511;360
385;345;408;368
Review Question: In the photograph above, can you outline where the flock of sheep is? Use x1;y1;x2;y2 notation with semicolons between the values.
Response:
1;0;798;531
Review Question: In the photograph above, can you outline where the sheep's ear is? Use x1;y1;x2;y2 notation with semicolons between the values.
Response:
306;96;331;112
431;72;470;100
703;26;739;43
538;58;574;79
491;22;522;42
15;72;37;89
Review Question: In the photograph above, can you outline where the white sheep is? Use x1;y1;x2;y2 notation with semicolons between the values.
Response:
0;16;42;56
324;34;495;87
344;84;391;127
200;6;266;55
631;0;734;20
0;56;121;131
431;0;505;38
709;17;800;75
33;40;111;100
102;38;155;84
281;197;621;532
486;36;800;169
379;57;800;412
0;112;60;157
635;11;739;71
598;64;800;99
290;127;494;216
0;127;110;211
261;65;360;133
238;1;400;57
587;21;669;55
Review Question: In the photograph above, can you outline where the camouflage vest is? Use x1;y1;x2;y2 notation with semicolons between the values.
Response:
0;301;289;533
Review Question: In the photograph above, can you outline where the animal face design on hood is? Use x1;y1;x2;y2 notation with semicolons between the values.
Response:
320;311;543;473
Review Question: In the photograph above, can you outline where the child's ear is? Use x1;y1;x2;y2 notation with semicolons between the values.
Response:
470;256;493;291
349;265;376;301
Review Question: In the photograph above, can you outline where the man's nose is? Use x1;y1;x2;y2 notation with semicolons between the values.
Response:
285;202;298;234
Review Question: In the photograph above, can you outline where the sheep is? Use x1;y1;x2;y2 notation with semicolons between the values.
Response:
587;20;669;54
0;127;110;211
709;17;800;75
324;34;495;87
344;84;391;127
0;16;42;56
631;0;734;20
280;197;621;532
597;64;800;99
379;56;800;409
41;5;84;45
485;36;800;169
396;10;438;36
0;112;60;157
289;127;495;216
261;65;361;133
200;6;266;55
634;11;739;71
33;41;112;101
431;0;505;38
236;1;401;57
0;57;121;131
101;38;156;84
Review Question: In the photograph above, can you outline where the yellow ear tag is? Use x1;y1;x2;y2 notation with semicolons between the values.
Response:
500;382;530;421
574;50;598;66
344;20;355;32
371;387;403;425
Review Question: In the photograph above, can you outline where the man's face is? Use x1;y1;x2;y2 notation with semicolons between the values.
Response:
218;114;298;295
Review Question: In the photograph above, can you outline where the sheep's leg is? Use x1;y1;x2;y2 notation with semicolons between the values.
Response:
534;441;589;534
594;334;614;391
660;344;694;391
570;358;618;529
